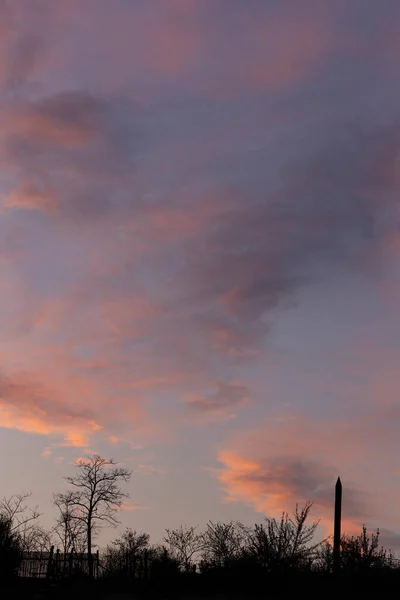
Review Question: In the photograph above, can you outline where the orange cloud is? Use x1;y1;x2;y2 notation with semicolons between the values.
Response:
216;450;365;539
213;409;400;537
0;370;102;447
120;504;151;511
4;183;58;212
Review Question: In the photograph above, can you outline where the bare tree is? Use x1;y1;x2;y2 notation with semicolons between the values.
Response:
314;538;334;572
53;493;87;554
321;525;396;573
164;525;204;572
201;521;250;569
20;525;53;554
54;454;131;577
0;493;40;536
0;493;53;554
104;528;150;578
248;501;322;573
114;528;150;555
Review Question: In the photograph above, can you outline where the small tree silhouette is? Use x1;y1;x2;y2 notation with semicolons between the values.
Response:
164;525;204;572
201;521;249;569
248;501;322;573
53;493;87;554
104;528;150;578
340;525;395;573
316;525;397;573
0;515;23;579
0;494;40;539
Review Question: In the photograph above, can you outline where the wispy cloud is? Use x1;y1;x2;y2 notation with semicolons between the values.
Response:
187;382;249;420
120;504;151;512
0;370;101;445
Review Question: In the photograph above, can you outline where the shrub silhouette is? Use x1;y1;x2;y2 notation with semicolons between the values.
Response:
246;501;321;574
316;525;397;574
0;516;22;579
103;528;150;579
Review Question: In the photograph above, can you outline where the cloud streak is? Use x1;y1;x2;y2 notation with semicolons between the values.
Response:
0;370;101;445
187;382;249;420
2;90;139;221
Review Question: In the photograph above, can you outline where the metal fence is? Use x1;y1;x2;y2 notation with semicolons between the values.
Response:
19;547;100;579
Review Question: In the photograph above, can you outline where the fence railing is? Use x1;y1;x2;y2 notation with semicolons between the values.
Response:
19;547;101;579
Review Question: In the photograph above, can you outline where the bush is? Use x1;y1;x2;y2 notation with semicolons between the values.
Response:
0;516;22;579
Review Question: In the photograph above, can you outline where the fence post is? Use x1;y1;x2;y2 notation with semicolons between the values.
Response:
69;549;74;577
333;476;342;575
55;548;60;578
46;546;55;579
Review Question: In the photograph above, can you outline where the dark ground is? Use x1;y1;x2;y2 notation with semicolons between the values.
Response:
1;575;398;600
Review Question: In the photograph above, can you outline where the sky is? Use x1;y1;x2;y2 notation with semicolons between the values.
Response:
1;0;400;551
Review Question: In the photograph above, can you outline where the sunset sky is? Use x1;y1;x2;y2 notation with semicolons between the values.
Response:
1;0;400;550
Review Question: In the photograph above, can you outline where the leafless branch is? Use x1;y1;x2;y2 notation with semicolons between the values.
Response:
53;454;131;577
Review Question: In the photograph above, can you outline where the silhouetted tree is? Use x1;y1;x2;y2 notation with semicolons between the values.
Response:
200;521;250;570
0;516;22;579
317;525;397;574
53;493;86;554
20;524;53;553
147;544;180;579
164;525;204;572
329;525;396;573
54;455;131;577
247;501;321;573
314;538;334;572
0;493;40;539
104;528;150;578
0;493;52;554
342;526;396;571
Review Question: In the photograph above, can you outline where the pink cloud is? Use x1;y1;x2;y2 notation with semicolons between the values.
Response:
41;446;52;458
5;93;101;147
0;370;102;444
4;0;334;101
120;503;151;511
213;409;400;536
186;382;250;421
4;183;58;212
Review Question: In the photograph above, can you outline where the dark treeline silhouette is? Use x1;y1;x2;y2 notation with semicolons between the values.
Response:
1;454;400;598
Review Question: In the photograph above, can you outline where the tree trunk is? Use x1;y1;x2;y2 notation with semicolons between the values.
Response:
87;522;93;578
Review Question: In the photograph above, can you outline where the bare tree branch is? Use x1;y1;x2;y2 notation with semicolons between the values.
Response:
0;493;41;535
53;454;131;577
164;525;205;571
